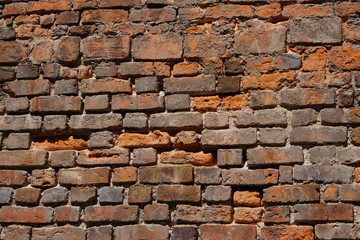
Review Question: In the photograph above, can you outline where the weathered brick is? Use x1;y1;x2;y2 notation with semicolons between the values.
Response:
82;9;128;23
195;167;222;185
99;187;124;204
144;204;170;222
55;206;80;222
118;62;154;76
234;207;263;223
0;115;41;131
133;34;182;60
115;225;169;240
80;78;131;94
43;63;60;79
263;206;290;224
199;224;257;240
165;94;190;111
0;187;13;204
274;53;302;70
135;76;158;93
94;62;117;78
280;89;336;108
289;17;342;44
315;223;360;240
160;151;214;166
84;95;110;112
258;128;286;146
59;167;110;185
217;149;244;167
294;164;353;184
0;41;26;63
56;36;80;64
16;64;39;79
234;22;286;54
339;184;360;202
223;169;278;186
279;166;293;184
242;72;296;90
27;0;71;13
290;126;347;145
83;37;130;61
0;206;53;223
132;148;156;166
247;147;303;167
185;33;227;58
3;226;31;240
88;131;113;149
328;45;360;71
130;8;176;22
204;186;231;203
14;187;40;205
261;226;314;240
0;150;47;167
113;95;164;111
117;131;171;148
324;185;339;202
0;26;16;40
157;185;200;203
291;109;317;127
179;7;204;21
294;203;353;223
234;190;261;207
193;96;220;111
4;79;50;97
149;112;202;129
88;226;113;240
70;187;97;205
203;112;228;129
55;11;79;25
222;94;248;110
249;90;277;109
32;227;85;240
123;113;148;129
0;170;27;186
0;67;15;82
128;185;152;204
84;206;138;223
4;133;31;150
202;129;257;146
34;136;87;151
164;76;216;95
175;205;232;223
31;168;56;187
217;76;241;93
77;148;129;166
263;185;320;204
174;131;200;150
30;96;82;113
139;166;193;184
41;187;67;205
54;79;78;95
49;150;76;168
69;113;122;130
173;62;202;77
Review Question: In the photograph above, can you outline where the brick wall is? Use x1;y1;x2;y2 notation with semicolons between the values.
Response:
0;0;359;239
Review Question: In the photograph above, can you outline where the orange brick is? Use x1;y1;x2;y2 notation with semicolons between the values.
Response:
173;62;202;77
222;94;248;110
234;191;262;207
113;167;137;184
34;136;87;151
302;47;327;71
82;9;128;23
193;96;221;111
328;45;360;70
283;4;333;17
255;3;282;18
242;71;296;90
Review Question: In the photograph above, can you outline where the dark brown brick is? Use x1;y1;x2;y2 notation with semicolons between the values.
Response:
84;206;138;223
263;206;290;224
0;206;53;223
0;41;26;63
0;170;28;186
83;37;130;61
157;185;201;203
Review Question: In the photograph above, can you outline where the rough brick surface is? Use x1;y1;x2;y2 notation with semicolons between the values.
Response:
0;0;358;235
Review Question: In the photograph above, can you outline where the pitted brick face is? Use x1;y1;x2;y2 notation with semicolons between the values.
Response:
0;0;359;238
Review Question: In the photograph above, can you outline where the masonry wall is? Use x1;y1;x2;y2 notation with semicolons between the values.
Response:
0;0;359;239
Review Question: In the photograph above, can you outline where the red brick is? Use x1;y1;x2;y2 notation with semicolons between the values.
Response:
0;41;26;63
83;37;130;61
0;170;27;186
82;9;128;23
160;151;215;166
30;96;82;113
185;33;228;58
73;0;99;9
112;167;137;184
315;223;360;240
255;3;282;18
56;36;80;64
99;0;143;7
246;57;273;73
242;71;296;90
294;204;353;223
31;40;54;63
175;205;232;223
130;8;176;22
88;226;113;240
34;136;87;151
234;23;286;54
283;4;333;17
3;226;31;240
0;206;53;223
144;204;170;222
128;185;152;204
114;225;169;240
55;206;80;222
328;45;360;70
139;166;193;184
133;34;182;60
4;79;50;97
112;95;164;111
117;131;171;148
205;4;253;19
335;2;360;16
261;226;314;240
32;227;86;240
263;206;290;223
0;150;47;167
84;206;138;223
59;167;110;185
157;185;201;203
263;185;320;204
223;169;278;186
14;187;40;205
80;78;131;94
173;62;202;77
234;207;263;223
199;225;257;240
27;0;71;13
